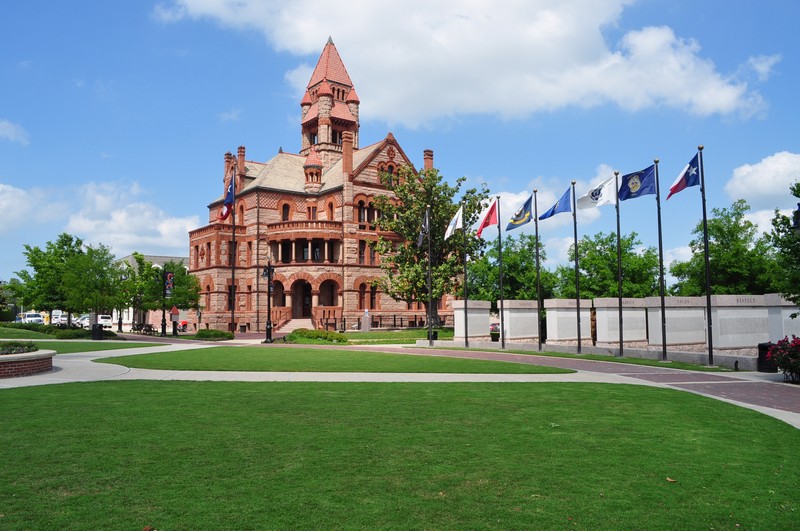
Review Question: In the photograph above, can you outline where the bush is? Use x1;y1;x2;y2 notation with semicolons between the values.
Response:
0;341;38;355
285;328;347;344
54;328;91;340
767;336;800;384
195;329;235;341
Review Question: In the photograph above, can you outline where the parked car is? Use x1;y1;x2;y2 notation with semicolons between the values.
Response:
22;312;44;324
76;315;91;328
489;323;500;333
97;315;113;329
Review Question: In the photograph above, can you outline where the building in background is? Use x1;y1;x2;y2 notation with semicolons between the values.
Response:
188;38;450;333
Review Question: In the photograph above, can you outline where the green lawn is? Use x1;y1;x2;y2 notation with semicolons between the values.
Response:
0;341;167;355
0;327;51;340
345;328;454;344
0;381;797;528
97;346;572;374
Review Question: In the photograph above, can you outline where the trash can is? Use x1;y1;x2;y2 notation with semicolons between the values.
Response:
91;324;103;341
757;342;778;373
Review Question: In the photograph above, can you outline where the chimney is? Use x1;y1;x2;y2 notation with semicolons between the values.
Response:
423;149;434;170
237;146;246;177
342;131;354;174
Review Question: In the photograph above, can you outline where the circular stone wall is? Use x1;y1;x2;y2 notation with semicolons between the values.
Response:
0;350;56;378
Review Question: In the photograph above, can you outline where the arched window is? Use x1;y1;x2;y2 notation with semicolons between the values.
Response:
370;285;377;309
282;204;290;221
327;201;334;220
357;201;366;224
358;283;367;310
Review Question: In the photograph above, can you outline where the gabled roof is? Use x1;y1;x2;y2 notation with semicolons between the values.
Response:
307;37;353;89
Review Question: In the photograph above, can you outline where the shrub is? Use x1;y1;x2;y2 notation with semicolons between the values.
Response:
195;329;235;341
0;341;38;355
285;328;347;344
767;336;800;384
54;328;92;340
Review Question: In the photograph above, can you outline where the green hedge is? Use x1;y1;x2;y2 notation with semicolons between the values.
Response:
285;328;347;344
195;329;235;341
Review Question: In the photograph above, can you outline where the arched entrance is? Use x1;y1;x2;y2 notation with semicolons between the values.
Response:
319;280;339;306
292;280;312;318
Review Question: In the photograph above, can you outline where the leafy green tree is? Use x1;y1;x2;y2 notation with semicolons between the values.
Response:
63;243;120;315
125;254;200;325
669;199;780;295
373;166;490;325
555;231;659;299
14;233;84;320
467;233;557;312
768;182;800;311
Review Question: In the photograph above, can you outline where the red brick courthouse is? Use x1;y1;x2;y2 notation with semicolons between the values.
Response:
188;39;448;333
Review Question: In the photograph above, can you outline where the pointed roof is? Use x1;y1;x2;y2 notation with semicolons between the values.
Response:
345;87;360;104
300;90;312;106
303;147;323;168
307;37;353;89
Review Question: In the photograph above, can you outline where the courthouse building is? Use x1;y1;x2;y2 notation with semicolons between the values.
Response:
188;38;447;333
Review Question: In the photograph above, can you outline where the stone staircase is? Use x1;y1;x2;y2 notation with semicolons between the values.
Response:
276;318;314;334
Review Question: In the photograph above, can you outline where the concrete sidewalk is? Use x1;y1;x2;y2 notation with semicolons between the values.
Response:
2;340;799;429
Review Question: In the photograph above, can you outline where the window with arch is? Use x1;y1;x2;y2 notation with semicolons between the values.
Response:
369;285;377;309
357;200;366;226
282;204;290;221
358;283;367;310
327;201;334;220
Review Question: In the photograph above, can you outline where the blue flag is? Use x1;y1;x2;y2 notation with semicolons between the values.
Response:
539;186;571;220
506;194;533;231
618;164;656;201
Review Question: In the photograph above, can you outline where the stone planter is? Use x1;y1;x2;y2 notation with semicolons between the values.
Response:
0;350;56;378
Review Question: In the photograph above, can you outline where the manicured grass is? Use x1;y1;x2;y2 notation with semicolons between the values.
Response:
0;381;797;528
428;346;732;372
96;346;572;374
0;327;51;340
34;341;166;354
345;328;454;344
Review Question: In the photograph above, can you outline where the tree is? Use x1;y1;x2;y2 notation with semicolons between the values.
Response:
126;254;201;325
373;166;490;325
467;233;558;312
554;231;659;299
669;199;781;295
14;233;84;320
63;244;120;315
768;182;800;311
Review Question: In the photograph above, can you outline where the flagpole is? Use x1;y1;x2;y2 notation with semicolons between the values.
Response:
698;146;713;365
496;196;506;350
461;202;469;348
614;171;623;357
654;159;668;362
571;181;581;354
533;190;542;351
230;156;237;335
426;204;434;347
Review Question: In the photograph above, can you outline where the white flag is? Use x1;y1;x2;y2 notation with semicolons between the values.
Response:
577;177;616;209
444;205;464;240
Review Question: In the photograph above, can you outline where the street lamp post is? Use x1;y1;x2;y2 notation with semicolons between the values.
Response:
117;272;128;333
262;261;274;343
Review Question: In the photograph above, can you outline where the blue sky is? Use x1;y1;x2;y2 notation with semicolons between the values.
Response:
2;0;799;286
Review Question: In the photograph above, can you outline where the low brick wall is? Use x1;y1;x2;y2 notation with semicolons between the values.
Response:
0;350;56;378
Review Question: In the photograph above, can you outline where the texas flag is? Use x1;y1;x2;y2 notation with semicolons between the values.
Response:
476;198;498;237
667;154;701;200
217;182;234;220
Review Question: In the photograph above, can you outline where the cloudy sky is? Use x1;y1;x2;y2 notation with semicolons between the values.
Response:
1;0;799;284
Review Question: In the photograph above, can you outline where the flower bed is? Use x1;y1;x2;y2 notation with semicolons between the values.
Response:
767;336;800;384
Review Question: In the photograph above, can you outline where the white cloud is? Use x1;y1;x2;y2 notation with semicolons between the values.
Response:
65;182;199;258
218;108;242;122
0;119;30;146
725;151;800;210
745;54;782;82
154;0;767;127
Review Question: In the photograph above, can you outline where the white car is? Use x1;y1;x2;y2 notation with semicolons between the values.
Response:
22;312;44;324
97;315;113;329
